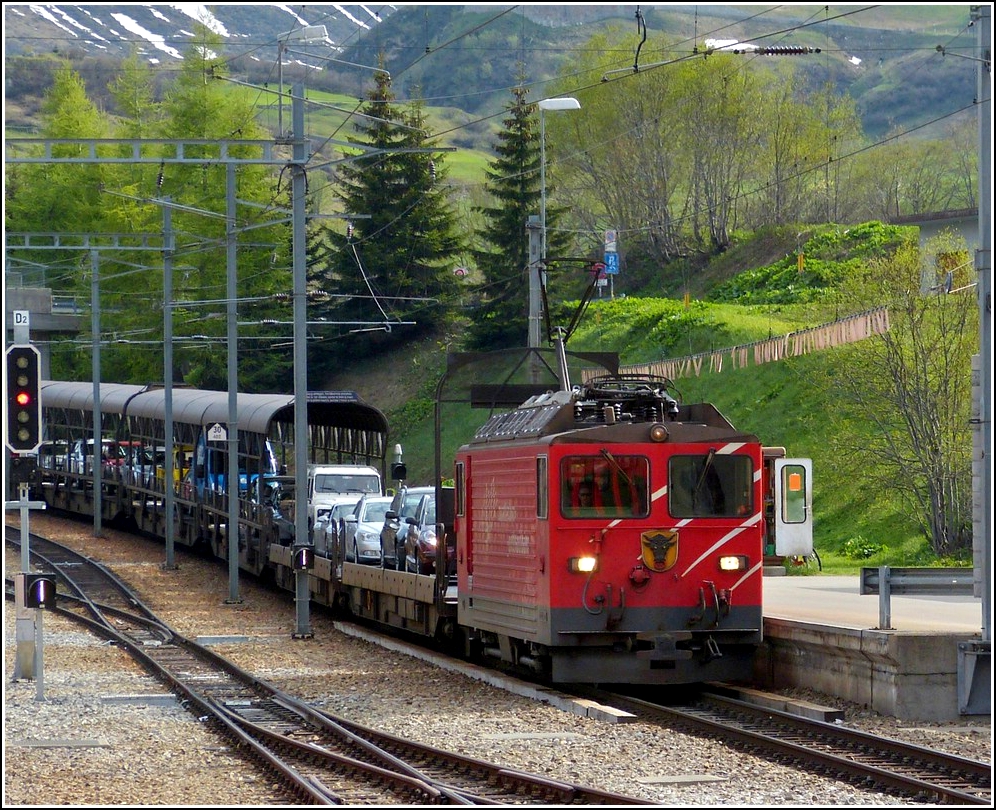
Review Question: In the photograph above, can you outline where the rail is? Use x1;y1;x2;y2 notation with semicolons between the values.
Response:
860;566;975;629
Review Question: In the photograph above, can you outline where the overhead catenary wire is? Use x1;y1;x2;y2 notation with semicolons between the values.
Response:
203;3;974;245
10;6;975;316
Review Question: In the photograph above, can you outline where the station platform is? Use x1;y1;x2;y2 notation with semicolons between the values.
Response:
757;574;989;721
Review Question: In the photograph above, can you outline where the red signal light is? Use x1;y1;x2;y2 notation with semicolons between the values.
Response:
6;344;42;453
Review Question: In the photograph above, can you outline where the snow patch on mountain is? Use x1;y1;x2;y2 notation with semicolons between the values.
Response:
111;11;183;58
167;4;229;37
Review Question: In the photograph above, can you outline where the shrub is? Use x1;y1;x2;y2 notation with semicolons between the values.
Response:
842;536;886;559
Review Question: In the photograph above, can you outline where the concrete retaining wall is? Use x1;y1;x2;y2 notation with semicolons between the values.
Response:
756;618;984;721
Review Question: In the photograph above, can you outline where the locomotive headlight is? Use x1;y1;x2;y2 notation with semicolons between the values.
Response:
719;555;748;571
568;555;598;574
649;423;669;442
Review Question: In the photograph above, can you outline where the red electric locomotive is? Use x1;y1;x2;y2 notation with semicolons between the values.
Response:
453;360;812;686
31;342;811;691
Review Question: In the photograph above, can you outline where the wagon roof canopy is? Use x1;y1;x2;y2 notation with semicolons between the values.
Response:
40;382;388;436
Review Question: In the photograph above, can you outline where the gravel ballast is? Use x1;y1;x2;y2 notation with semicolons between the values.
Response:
4;514;991;806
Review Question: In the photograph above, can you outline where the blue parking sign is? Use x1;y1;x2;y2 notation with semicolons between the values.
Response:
604;251;619;274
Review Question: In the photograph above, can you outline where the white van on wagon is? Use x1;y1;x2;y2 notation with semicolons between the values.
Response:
306;463;382;530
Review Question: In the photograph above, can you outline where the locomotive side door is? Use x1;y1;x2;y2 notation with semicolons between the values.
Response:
772;458;813;557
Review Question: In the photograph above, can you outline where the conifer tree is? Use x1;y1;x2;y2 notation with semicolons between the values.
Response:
4;27;292;390
309;69;464;365
5;65;109;249
4;65;114;382
466;84;572;350
153;24;289;390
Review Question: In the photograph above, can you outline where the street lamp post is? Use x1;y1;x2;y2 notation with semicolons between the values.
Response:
532;97;581;348
538;97;580;265
277;25;328;139
529;98;581;348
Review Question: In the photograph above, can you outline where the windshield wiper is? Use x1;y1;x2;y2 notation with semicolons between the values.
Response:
600;448;632;485
693;448;717;496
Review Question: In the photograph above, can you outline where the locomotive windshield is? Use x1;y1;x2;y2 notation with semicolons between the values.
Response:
669;452;753;518
561;454;649;518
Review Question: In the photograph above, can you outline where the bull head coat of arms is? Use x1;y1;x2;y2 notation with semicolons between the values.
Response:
641;529;678;572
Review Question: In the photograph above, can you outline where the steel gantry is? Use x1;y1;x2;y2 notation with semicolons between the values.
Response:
4;89;325;629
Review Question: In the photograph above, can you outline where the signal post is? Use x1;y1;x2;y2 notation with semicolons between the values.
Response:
5;328;51;688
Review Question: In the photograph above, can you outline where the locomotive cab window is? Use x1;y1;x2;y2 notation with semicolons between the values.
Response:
561;454;649;518
455;462;465;517
669;451;752;518
537;456;548;519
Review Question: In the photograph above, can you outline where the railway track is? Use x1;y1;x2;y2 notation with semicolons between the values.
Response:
575;686;991;806
6;527;651;805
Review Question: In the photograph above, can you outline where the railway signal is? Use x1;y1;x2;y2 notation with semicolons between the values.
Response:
293;544;315;570
6;344;42;454
21;573;57;609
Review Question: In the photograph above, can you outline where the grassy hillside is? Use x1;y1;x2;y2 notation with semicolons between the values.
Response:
560;295;930;572
322;222;969;574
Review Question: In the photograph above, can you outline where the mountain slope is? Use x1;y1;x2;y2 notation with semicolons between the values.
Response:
4;4;977;139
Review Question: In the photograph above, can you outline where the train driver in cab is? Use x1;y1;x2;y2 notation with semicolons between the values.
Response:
575;481;595;512
564;476;597;516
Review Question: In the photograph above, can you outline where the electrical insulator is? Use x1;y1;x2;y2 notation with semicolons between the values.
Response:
758;46;819;55
429;160;436;182
346;222;353;240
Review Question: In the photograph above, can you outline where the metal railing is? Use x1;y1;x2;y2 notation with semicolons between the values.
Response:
860;566;975;629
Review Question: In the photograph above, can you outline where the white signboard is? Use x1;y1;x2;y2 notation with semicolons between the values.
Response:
207;422;227;442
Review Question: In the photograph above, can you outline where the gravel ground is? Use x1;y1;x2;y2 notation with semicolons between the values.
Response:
4;513;991;807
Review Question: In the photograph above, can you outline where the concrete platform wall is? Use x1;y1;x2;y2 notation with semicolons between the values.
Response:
756;618;985;722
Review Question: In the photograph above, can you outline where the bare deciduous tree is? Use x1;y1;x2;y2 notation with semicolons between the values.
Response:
822;232;976;555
